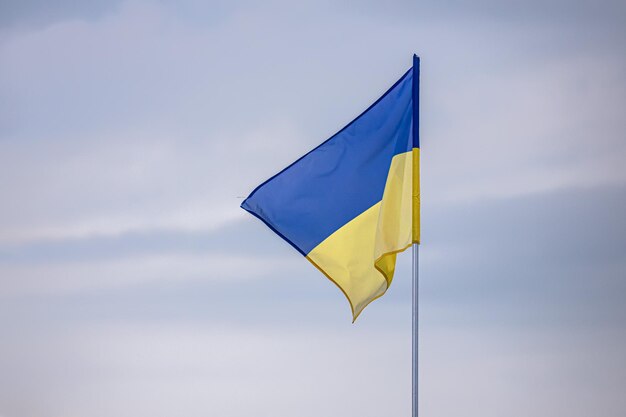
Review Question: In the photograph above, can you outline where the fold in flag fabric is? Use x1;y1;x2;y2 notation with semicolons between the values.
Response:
241;56;420;321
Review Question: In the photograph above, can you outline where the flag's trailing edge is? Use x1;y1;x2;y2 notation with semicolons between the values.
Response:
241;55;420;321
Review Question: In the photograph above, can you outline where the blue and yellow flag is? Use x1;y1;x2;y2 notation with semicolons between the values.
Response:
242;56;420;321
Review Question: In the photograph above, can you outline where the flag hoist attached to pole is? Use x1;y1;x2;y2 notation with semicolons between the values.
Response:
241;55;421;322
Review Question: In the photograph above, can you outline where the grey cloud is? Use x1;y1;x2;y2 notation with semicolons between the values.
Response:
0;0;123;30
1;1;624;244
0;183;624;417
0;1;625;416
1;183;624;326
350;0;626;25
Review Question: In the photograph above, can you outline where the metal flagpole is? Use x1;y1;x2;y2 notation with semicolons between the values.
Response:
411;53;420;417
412;242;419;417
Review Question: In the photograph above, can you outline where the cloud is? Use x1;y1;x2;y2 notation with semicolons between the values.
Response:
0;0;123;30
2;0;624;249
0;119;307;244
424;52;626;203
0;252;304;297
0;1;625;416
0;322;412;417
1;319;624;417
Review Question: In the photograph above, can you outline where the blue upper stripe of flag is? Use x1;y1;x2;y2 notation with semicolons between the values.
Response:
241;68;414;255
412;54;420;148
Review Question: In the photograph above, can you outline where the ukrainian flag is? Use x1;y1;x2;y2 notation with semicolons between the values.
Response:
242;56;420;321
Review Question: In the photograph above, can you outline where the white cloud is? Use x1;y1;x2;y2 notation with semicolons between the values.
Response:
0;321;411;417
3;0;624;249
423;42;626;204
0;119;307;244
0;2;625;416
0;252;301;296
2;320;624;417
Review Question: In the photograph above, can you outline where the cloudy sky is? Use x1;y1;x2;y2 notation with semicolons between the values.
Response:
1;1;625;416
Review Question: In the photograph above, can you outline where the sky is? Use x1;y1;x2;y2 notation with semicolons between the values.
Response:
1;0;625;416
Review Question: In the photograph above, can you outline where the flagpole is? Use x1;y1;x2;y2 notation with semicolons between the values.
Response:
412;243;419;417
411;53;420;417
